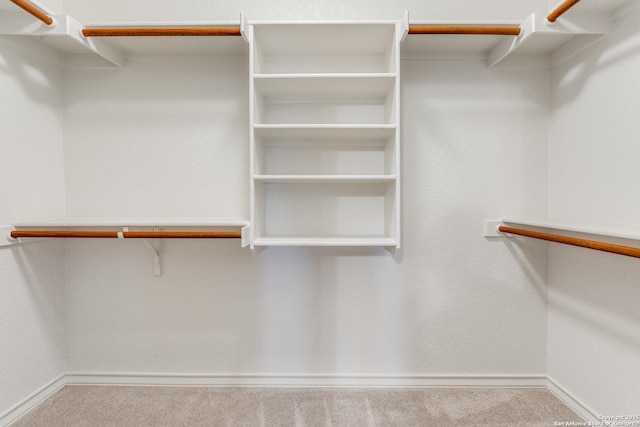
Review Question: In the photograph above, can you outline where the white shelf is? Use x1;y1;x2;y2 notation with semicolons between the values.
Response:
253;236;398;247
3;0;621;69
252;23;397;55
255;129;396;176
0;11;247;67
253;124;396;139
254;96;396;126
488;12;612;67
12;217;250;228
254;175;396;183
0;12;125;67
253;74;396;98
403;11;613;67
500;218;640;241
252;22;397;74
254;181;397;243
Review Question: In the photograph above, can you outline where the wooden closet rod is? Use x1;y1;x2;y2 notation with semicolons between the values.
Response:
82;27;242;37
408;26;521;36
498;226;640;259
547;0;581;23
10;230;242;239
82;25;523;38
10;0;54;26
81;25;528;38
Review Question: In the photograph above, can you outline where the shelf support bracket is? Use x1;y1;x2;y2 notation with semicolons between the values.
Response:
133;226;161;276
240;225;251;248
1;226;18;247
1;226;45;247
483;220;505;237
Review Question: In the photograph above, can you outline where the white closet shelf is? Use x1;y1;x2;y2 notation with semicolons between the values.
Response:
253;236;398;247
254;175;396;183
252;22;397;54
253;125;396;139
11;217;250;228
1;8;247;67
253;74;396;98
496;218;640;241
4;0;622;69
488;12;611;67
403;11;612;67
0;12;125;67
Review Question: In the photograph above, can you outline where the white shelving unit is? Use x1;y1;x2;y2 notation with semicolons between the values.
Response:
2;0;626;69
3;1;629;251
247;21;406;248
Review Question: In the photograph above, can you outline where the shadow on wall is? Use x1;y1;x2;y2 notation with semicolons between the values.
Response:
548;245;640;352
7;241;66;338
498;236;547;301
252;246;407;374
551;1;640;108
0;36;62;107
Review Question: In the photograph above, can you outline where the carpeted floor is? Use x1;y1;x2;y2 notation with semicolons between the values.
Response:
11;386;583;426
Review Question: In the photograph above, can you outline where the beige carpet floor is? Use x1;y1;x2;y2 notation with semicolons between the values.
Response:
11;386;583;427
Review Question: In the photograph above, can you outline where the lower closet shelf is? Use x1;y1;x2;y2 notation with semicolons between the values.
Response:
252;236;398;247
11;217;250;228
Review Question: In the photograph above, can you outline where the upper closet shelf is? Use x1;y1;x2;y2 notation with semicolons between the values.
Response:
487;12;612;67
0;12;125;67
3;0;622;69
2;1;248;67
403;0;617;68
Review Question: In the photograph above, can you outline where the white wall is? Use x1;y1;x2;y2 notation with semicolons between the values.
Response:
547;1;640;415
61;50;550;377
63;55;248;217
6;0;596;417
63;0;547;23
0;37;66;417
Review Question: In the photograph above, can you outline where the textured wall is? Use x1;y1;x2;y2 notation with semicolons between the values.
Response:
547;1;640;415
0;37;66;417
63;0;547;23
62;54;549;377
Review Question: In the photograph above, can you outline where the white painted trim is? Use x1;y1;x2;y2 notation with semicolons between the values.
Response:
65;372;547;388
546;377;598;422
0;375;66;427
2;373;598;426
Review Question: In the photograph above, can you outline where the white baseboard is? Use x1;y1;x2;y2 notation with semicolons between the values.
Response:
3;373;595;426
547;377;598;422
64;372;547;388
0;375;66;427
